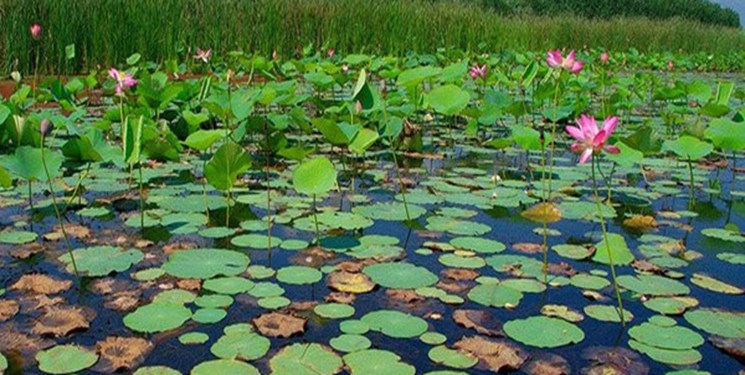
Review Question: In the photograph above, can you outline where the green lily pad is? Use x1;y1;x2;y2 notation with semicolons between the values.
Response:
343;349;415;375
352;202;426;221
643;297;698;315
292;157;337;196
195;294;233;308
163;248;249;279
617;274;690;296
36;345;98;374
426;216;491;236
211;331;271;361
468;284;523;308
276;266;323;285
191;359;260;375
569;273;610;290
628;339;702;366
584;305;634;323
133;366;181;375
340;320;369;335
330;334;371;353
552;244;593;260
59;246;143;276
592;233;634;266
124;303;192;333
0;230;37;244
269;343;343;375
438;254;485;269
231;233;283;248
315;303;355;319
428;346;477;369
192;308;227;324
179;332;209;345
691;273;743;294
450;237;506;253
504;316;584;348
420;332;448;345
203;277;255;295
361;310;428;338
363;262;438;289
258;296;291;309
629;322;703;350
684;308;745;338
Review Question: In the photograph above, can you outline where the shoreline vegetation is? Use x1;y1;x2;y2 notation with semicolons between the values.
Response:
2;0;744;75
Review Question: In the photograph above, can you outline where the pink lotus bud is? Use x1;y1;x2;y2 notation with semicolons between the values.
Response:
40;119;51;136
342;64;349;74
600;52;609;64
30;24;42;39
355;100;362;113
668;61;674;71
272;50;278;60
327;49;335;58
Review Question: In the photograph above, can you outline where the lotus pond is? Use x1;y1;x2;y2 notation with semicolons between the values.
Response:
0;50;744;375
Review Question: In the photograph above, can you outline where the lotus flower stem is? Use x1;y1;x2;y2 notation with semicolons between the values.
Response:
687;157;695;208
312;194;320;244
41;137;79;277
382;101;411;221
138;161;145;233
63;162;91;212
225;188;231;228
545;83;561;201
592;155;625;326
264;117;273;253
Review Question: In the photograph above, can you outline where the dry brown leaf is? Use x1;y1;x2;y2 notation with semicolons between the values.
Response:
523;352;571;375
10;242;44;259
436;279;470;294
327;271;375;294
0;324;54;359
452;309;502;336
453;336;527;372
442;268;478;281
44;223;90;241
622;215;658;231
0;299;20;321
252;312;306;338
94;336;153;373
513;242;545;254
11;274;72;295
521;202;562;224
291;246;336;267
581;346;649;375
32;306;93;337
325;292;356;304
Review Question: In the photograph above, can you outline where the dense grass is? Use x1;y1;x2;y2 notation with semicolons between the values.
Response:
472;0;741;28
2;0;744;75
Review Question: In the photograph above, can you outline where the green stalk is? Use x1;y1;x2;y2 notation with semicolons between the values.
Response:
592;155;625;326
312;194;320;244
382;100;411;221
63;162;91;212
264;117;273;253
138;161;145;232
687;157;695;207
546;81;562;201
41;137;79;277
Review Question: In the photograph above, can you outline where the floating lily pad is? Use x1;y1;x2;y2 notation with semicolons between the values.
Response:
353;202;426;221
504;316;584;348
315;303;355;319
450;237;506;254
231;233;282;248
428;346;478;369
690;273;743;294
210;331;271;361
330;334;371;353
617;274;690;296
420;332;448;345
552;244;593;260
195;294;233;308
36;345;98;374
179;332;209;345
191;359;260;375
123;303;192;333
438;254;485;269
643;297;698;315
269;343;343;375
277;266;323;285
192;308;227;324
361;310;428;338
133;366;181;375
343;349;415;375
584;305;634;323
203;277;255;294
59;246;143;276
426;216;491;236
363;262;438;289
468;284;523;308
629;322;703;351
0;230;37;244
163;248;249;279
592;233;634;266
628;340;702;366
684;309;745;338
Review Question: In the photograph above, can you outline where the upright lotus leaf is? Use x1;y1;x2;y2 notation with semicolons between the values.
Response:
62;128;117;163
269;343;343;375
0;166;11;188
292;157;337;196
352;69;376;110
426;84;470;116
704;119;745;151
123;116;144;164
183;130;225;151
512;125;549;151
623;127;663;155
397;66;442;89
204;142;251;191
663;136;713;161
592;233;634;266
348;128;379;155
2;145;63;181
313;118;358;145
504;316;584;348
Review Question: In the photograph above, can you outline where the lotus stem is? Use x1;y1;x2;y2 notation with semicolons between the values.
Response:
312;194;320;244
592;155;625;326
41;137;79;277
687;157;695;207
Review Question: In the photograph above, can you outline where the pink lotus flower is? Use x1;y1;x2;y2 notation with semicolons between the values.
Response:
108;68;137;95
546;49;583;74
566;115;620;164
327;49;335;58
668;60;674;71
193;48;212;64
600;52;609;64
30;24;42;39
468;64;487;79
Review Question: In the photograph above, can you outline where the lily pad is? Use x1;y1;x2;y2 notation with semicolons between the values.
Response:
361;310;428;338
584;305;634;323
59;246;143;276
276;266;323;285
504;316;584;348
352;202;426;221
36;345;99;374
123;303;192;333
450;237;506;254
363;262;438;289
343;349;415;375
0;230;37;244
684;309;745;338
428;346;478;369
163;248;249;279
191;359;260;375
269;343;343;375
617;274;690;296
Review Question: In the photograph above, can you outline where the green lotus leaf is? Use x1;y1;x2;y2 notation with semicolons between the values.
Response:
163;248;249;279
124;303;192;333
504;316;584;348
361;310;429;338
269;343;343;375
363;262;438;289
36;345;98;374
59;246;143;276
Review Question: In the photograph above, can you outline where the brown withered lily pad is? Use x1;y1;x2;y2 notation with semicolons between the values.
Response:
93;336;153;373
709;336;745;362
11;274;72;295
18;294;64;314
453;309;502;336
523;352;571;375
10;242;44;259
325;292;356;304
0;299;20;321
327;271;375;294
622;215;658;231
0;324;55;359
437;279;471;294
44;223;91;241
442;268;479;281
581;346;649;375
453;336;528;372
291;246;336;268
253;312;306;338
513;242;546;254
33;306;94;337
